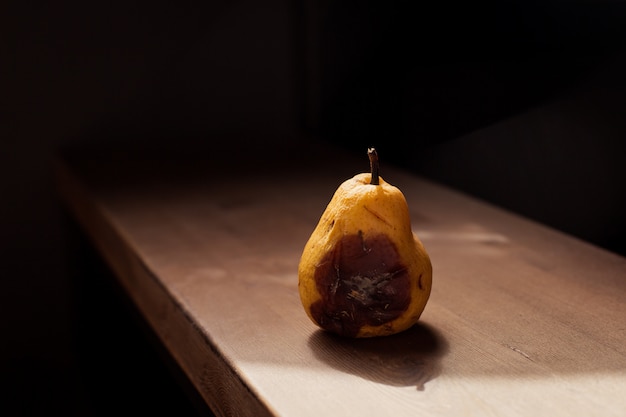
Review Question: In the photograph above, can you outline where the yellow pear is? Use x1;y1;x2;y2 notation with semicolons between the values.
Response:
298;148;432;337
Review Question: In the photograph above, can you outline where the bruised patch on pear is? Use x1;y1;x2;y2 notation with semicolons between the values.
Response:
310;232;411;337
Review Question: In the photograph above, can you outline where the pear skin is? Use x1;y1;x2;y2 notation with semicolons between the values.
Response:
298;149;432;337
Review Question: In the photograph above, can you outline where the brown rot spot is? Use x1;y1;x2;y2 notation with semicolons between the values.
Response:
418;273;423;290
310;233;411;337
358;230;369;252
326;219;335;233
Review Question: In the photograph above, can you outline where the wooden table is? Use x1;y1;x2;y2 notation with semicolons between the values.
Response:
55;140;626;417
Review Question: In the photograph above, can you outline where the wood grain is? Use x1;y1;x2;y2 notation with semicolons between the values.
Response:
55;141;626;417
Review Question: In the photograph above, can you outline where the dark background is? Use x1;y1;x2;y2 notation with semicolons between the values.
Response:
2;1;626;415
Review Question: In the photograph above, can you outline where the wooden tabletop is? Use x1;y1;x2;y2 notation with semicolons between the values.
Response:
55;140;626;417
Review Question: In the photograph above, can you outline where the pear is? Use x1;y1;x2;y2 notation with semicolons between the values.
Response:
298;148;432;337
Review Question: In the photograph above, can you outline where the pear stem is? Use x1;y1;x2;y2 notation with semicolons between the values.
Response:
368;148;379;185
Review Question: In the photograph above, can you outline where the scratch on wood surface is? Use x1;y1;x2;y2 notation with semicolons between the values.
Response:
415;230;509;244
503;343;534;362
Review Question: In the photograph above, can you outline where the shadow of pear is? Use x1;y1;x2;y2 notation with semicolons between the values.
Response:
308;322;448;391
